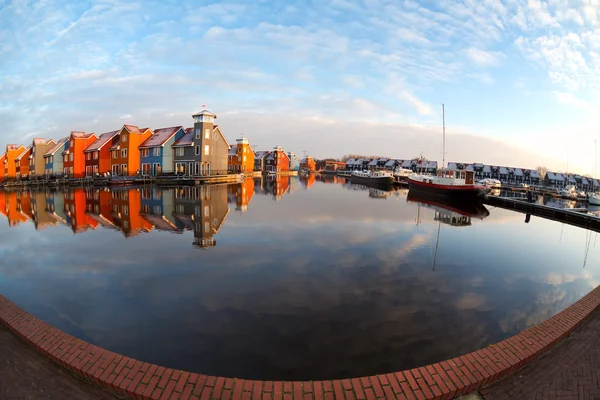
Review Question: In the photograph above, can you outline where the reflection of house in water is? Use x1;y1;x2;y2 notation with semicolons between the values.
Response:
16;191;34;221
6;192;27;226
0;191;7;219
299;173;316;190
369;188;391;199
85;187;118;230
111;188;153;237
434;212;472;227
227;178;255;212
140;187;181;233
264;175;290;201
45;191;67;225
288;176;300;195
173;185;230;248
31;191;59;230
64;188;98;234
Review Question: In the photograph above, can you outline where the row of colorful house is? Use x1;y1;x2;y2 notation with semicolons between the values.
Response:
345;158;438;174
1;110;317;181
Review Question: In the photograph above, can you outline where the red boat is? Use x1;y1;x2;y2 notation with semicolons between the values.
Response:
408;169;487;199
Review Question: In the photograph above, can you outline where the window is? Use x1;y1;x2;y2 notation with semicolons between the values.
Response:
175;147;184;157
86;153;90;160
205;128;210;139
204;222;210;232
196;128;201;139
195;145;200;155
195;162;199;175
69;153;73;162
153;148;160;157
243;156;246;162
121;148;127;158
204;205;209;217
141;149;149;157
237;156;241;162
204;145;209;156
93;152;98;160
123;205;129;216
121;164;127;174
122;135;127;143
113;151;118;159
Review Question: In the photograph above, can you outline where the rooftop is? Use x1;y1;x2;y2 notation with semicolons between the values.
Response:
139;126;184;148
84;131;119;152
172;128;194;147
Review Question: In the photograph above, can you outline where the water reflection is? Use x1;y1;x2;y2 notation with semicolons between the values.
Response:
0;178;599;381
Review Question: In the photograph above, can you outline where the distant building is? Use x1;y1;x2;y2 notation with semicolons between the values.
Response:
300;155;316;171
44;138;69;177
14;146;32;180
63;131;97;178
288;151;300;171
265;146;290;173
109;125;152;176
228;137;255;173
254;151;270;173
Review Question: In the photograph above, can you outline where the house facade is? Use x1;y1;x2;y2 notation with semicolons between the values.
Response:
139;126;185;175
254;151;270;172
109;125;152;176
29;139;56;178
15;146;33;179
4;145;25;180
84;130;119;177
191;110;229;175
63;132;97;178
300;156;316;171
265;146;290;173
172;128;195;175
44;138;68;177
288;152;300;171
0;154;5;181
228;137;255;173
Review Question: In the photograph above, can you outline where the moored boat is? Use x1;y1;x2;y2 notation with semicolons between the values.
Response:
393;167;413;183
559;184;578;199
350;170;394;188
408;169;487;199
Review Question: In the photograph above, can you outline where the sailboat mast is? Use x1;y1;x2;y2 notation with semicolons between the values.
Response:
442;103;446;170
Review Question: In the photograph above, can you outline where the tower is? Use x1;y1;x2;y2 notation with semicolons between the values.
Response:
191;109;217;174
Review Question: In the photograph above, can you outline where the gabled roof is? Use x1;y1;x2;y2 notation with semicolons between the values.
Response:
14;146;32;161
530;170;540;178
228;147;237;156
123;124;151;135
84;130;119;152
254;151;270;160
499;167;508;174
172;128;194;147
71;131;94;139
139;126;184;149
33;138;53;146
514;168;523;176
483;165;491;172
212;125;230;148
6;144;23;151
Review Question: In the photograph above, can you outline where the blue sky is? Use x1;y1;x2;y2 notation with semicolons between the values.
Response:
1;0;599;173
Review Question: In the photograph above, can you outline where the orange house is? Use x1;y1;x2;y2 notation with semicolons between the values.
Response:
300;156;317;172
0;190;7;219
228;137;255;173
109;125;152;176
84;188;117;229
6;192;27;226
110;188;152;237
0;153;6;182
17;191;33;221
5;145;25;180
62;132;97;178
64;188;99;233
300;173;316;189
15;147;33;179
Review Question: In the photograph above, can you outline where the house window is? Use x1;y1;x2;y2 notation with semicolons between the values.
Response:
196;128;201;139
121;148;127;158
205;128;210;139
122;135;127;143
243;156;246;161
69;153;73;162
153;148;160;157
204;221;210;232
86;153;90;160
175;147;184;157
113;152;118;159
204;205;209;217
238;156;241;162
93;165;98;174
204;145;209;155
123;205;129;216
195;145;200;155
121;164;127;174
195;162;199;175
141;149;149;157
93;152;98;160
153;205;161;214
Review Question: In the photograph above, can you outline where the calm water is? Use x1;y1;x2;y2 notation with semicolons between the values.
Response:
0;175;599;381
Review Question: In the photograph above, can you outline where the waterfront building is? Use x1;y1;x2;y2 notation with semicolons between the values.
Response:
300;155;317;172
64;188;99;234
83;130;120;177
110;188;152;237
29;139;56;178
254;151;270;172
14;146;32;180
4;145;25;180
0;153;5;181
288;151;300;171
228;137;255;173
139;126;185;176
44;138;69;177
62;131;97;178
109;125;152;176
265;146;290;174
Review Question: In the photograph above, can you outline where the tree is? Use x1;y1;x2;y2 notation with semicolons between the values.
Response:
536;166;548;180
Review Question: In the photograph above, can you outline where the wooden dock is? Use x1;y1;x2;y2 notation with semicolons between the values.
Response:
484;196;600;232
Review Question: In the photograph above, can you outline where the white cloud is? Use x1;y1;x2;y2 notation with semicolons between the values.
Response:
464;47;505;67
552;91;590;109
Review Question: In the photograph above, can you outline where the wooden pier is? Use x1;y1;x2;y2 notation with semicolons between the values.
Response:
484;196;600;233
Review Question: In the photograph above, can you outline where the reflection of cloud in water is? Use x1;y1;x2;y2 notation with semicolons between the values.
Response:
455;293;487;310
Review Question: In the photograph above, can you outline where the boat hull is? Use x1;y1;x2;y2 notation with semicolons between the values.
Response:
408;177;486;199
350;175;393;189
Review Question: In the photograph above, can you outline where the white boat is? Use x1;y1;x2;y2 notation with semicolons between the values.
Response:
393;168;413;182
559;185;578;199
350;170;394;187
477;178;501;189
589;193;600;206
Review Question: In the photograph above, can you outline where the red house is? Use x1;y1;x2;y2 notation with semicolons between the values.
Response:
83;130;120;177
265;146;290;173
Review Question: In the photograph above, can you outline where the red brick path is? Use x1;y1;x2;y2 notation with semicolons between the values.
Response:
2;286;600;400
480;308;600;399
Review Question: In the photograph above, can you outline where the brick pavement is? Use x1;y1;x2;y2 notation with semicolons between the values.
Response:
0;322;116;399
480;308;600;400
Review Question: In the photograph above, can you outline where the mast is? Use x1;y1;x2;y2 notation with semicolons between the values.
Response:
442;103;445;170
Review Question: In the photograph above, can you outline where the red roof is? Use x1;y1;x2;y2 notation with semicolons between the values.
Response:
139;126;184;149
44;137;68;156
84;130;119;152
71;131;94;139
123;125;150;135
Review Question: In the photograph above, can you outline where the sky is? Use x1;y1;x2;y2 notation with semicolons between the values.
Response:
1;0;600;174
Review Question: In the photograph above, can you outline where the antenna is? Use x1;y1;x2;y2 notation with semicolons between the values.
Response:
442;103;445;170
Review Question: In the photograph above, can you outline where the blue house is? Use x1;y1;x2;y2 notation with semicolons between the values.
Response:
43;137;69;177
138;126;186;176
288;151;300;171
